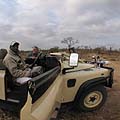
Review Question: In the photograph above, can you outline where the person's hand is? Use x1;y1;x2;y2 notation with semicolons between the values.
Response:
25;69;32;77
24;64;30;69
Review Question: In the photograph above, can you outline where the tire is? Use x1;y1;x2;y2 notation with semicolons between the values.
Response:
76;85;107;112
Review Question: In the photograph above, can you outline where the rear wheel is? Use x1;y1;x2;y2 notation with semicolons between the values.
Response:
76;85;107;112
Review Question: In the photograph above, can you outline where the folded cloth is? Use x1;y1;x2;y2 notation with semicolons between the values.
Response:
31;66;43;75
16;77;31;84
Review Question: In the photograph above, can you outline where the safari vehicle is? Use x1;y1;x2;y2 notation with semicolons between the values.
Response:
0;49;114;120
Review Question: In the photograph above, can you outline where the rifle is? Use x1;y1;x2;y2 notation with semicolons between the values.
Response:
30;52;42;69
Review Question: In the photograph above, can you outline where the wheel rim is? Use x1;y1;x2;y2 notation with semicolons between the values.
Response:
84;91;103;108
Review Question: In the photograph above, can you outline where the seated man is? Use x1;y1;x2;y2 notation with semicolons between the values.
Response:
3;41;32;85
3;42;31;82
26;46;44;72
28;46;40;59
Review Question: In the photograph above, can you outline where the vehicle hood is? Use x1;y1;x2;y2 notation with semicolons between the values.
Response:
62;61;95;70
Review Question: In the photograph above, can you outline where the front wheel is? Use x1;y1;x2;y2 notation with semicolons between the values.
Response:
76;85;107;112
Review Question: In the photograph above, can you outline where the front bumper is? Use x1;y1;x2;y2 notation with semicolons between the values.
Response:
102;66;114;88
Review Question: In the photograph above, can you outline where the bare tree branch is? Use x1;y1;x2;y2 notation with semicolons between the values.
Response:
61;37;79;49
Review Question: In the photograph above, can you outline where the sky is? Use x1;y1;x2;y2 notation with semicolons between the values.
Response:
0;0;120;50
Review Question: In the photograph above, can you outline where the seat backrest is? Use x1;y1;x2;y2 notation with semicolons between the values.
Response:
5;68;15;90
0;49;7;59
0;49;7;70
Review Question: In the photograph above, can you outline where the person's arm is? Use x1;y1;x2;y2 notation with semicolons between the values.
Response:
4;57;31;78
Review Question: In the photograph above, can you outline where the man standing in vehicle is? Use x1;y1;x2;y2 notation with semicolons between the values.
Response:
3;41;32;84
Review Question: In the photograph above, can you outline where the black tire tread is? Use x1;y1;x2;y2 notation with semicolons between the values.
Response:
76;85;107;112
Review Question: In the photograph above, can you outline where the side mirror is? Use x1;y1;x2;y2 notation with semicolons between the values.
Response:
69;53;79;67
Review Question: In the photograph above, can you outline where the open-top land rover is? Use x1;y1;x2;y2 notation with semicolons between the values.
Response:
0;50;114;120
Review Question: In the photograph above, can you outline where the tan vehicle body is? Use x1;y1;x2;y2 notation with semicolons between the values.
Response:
0;53;113;120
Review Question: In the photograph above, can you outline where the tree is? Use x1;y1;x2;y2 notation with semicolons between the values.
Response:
109;46;112;55
61;37;78;49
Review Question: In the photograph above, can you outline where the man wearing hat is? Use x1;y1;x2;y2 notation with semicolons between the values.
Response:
3;41;31;84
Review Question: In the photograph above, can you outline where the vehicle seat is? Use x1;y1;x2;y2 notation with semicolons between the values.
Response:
4;68;15;91
0;49;7;70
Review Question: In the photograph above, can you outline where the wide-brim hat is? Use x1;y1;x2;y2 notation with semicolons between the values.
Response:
10;41;20;47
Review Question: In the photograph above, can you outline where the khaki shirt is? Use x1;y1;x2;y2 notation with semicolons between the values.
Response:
3;49;29;79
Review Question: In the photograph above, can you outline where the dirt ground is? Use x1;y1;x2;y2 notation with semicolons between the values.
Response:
0;59;120;120
57;61;120;120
